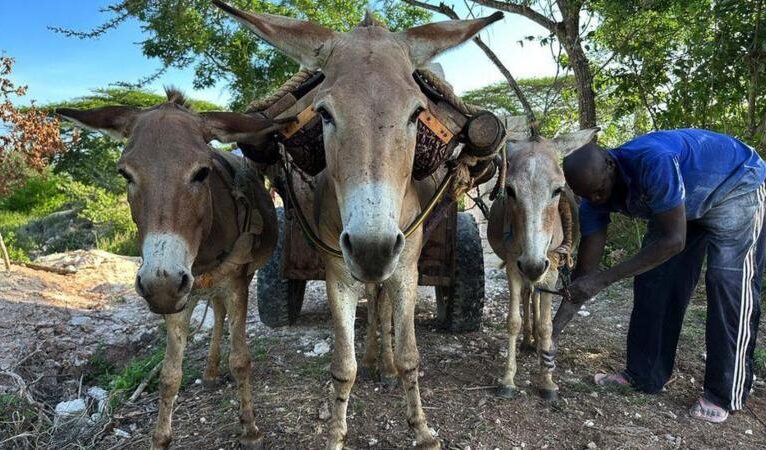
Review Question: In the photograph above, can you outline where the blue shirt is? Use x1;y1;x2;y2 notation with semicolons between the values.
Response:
580;129;766;236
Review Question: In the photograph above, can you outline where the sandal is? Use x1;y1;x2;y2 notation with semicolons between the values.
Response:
689;397;729;423
594;372;630;387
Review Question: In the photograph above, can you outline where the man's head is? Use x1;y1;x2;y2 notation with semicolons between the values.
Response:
563;143;618;204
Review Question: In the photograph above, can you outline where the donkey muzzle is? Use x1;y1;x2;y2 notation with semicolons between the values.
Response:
517;257;550;282
137;233;194;314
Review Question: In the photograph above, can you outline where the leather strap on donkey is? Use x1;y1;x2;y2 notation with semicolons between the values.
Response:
547;189;578;272
194;152;266;287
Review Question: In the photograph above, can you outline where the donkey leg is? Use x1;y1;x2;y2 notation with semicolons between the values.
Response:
203;298;227;388
498;267;524;399
535;284;559;401
386;269;439;450
225;278;263;449
520;285;536;353
151;307;193;450
325;270;359;450
378;288;398;386
360;284;381;381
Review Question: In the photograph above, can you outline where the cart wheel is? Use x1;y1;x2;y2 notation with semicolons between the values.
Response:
256;207;306;327
435;211;485;332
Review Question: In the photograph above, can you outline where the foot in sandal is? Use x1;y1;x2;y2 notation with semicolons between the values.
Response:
594;372;631;387
689;397;729;423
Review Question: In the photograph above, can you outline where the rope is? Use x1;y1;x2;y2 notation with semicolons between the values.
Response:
415;69;481;116
550;191;577;270
246;68;317;113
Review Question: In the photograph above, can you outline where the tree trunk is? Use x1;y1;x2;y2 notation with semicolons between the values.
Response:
0;232;10;272
563;40;597;129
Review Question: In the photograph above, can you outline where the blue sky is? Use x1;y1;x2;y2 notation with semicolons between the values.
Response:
0;1;558;107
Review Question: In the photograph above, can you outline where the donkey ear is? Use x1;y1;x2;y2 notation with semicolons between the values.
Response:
552;128;600;157
398;12;504;67
201;112;292;146
212;0;337;69
56;106;140;140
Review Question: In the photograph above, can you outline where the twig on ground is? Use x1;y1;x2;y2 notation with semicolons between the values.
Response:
13;261;77;275
128;361;163;403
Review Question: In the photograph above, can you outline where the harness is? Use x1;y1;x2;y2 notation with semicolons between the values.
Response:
248;68;507;259
193;151;266;288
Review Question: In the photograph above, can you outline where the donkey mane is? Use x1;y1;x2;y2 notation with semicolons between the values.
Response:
164;86;191;108
357;9;386;28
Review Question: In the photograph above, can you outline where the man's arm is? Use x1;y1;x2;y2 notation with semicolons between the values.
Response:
572;228;607;279
568;204;686;303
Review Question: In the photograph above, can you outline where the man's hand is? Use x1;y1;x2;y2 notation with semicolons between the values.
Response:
567;273;609;305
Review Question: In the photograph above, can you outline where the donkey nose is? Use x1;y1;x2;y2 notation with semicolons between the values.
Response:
135;266;193;303
517;258;550;282
339;230;405;281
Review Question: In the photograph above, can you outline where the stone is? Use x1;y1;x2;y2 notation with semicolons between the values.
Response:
69;315;91;327
318;402;331;421
586;442;598;449
191;302;215;332
306;341;331;357
55;398;86;417
114;428;131;438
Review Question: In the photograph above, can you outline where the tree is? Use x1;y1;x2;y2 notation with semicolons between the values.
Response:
0;57;63;195
52;0;431;110
470;0;598;129
592;0;766;146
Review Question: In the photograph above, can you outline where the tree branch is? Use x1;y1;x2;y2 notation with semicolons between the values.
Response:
470;0;557;32
404;0;538;132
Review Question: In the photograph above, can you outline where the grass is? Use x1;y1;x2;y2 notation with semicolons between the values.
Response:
299;353;332;379
85;343;198;410
0;393;38;440
755;347;766;379
251;336;280;362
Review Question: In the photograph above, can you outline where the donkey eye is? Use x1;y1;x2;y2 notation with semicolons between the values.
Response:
118;169;134;184
506;185;516;199
191;167;210;184
552;187;563;198
409;107;424;125
316;106;334;125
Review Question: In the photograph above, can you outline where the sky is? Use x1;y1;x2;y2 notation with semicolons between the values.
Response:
0;1;559;107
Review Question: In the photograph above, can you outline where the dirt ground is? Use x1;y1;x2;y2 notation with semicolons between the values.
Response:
2;212;766;449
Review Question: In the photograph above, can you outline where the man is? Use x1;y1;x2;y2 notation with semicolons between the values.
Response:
562;128;766;423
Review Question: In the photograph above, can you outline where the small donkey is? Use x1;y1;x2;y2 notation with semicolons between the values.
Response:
487;128;597;400
57;90;285;450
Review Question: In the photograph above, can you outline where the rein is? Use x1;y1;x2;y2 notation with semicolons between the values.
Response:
279;145;456;259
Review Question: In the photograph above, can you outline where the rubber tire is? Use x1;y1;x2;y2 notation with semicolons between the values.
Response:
256;207;307;328
435;212;485;332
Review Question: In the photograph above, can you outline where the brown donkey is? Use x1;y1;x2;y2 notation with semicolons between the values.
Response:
487;129;597;400
57;90;283;449
213;2;501;448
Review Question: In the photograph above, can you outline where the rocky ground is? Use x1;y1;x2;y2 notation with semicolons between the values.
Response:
1;211;765;449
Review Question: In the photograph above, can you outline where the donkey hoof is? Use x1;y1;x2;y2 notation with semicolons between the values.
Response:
495;385;520;399
415;437;441;450
538;388;558;402
240;433;265;450
358;366;379;382
381;374;399;388
520;341;536;353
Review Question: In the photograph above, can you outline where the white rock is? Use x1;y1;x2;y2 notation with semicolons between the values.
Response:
307;341;331;357
634;413;642;418
55;398;86;417
745;429;753;435
368;437;378;446
577;310;591;317
200;417;207;424
584;420;595;427
587;442;598;449
318;402;331;421
190;302;215;331
114;428;130;438
87;386;108;402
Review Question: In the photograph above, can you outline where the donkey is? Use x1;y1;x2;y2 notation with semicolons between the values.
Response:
212;2;502;448
57;90;284;450
487;128;597;400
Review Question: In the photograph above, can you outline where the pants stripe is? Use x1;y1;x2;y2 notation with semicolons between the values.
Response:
731;184;765;409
